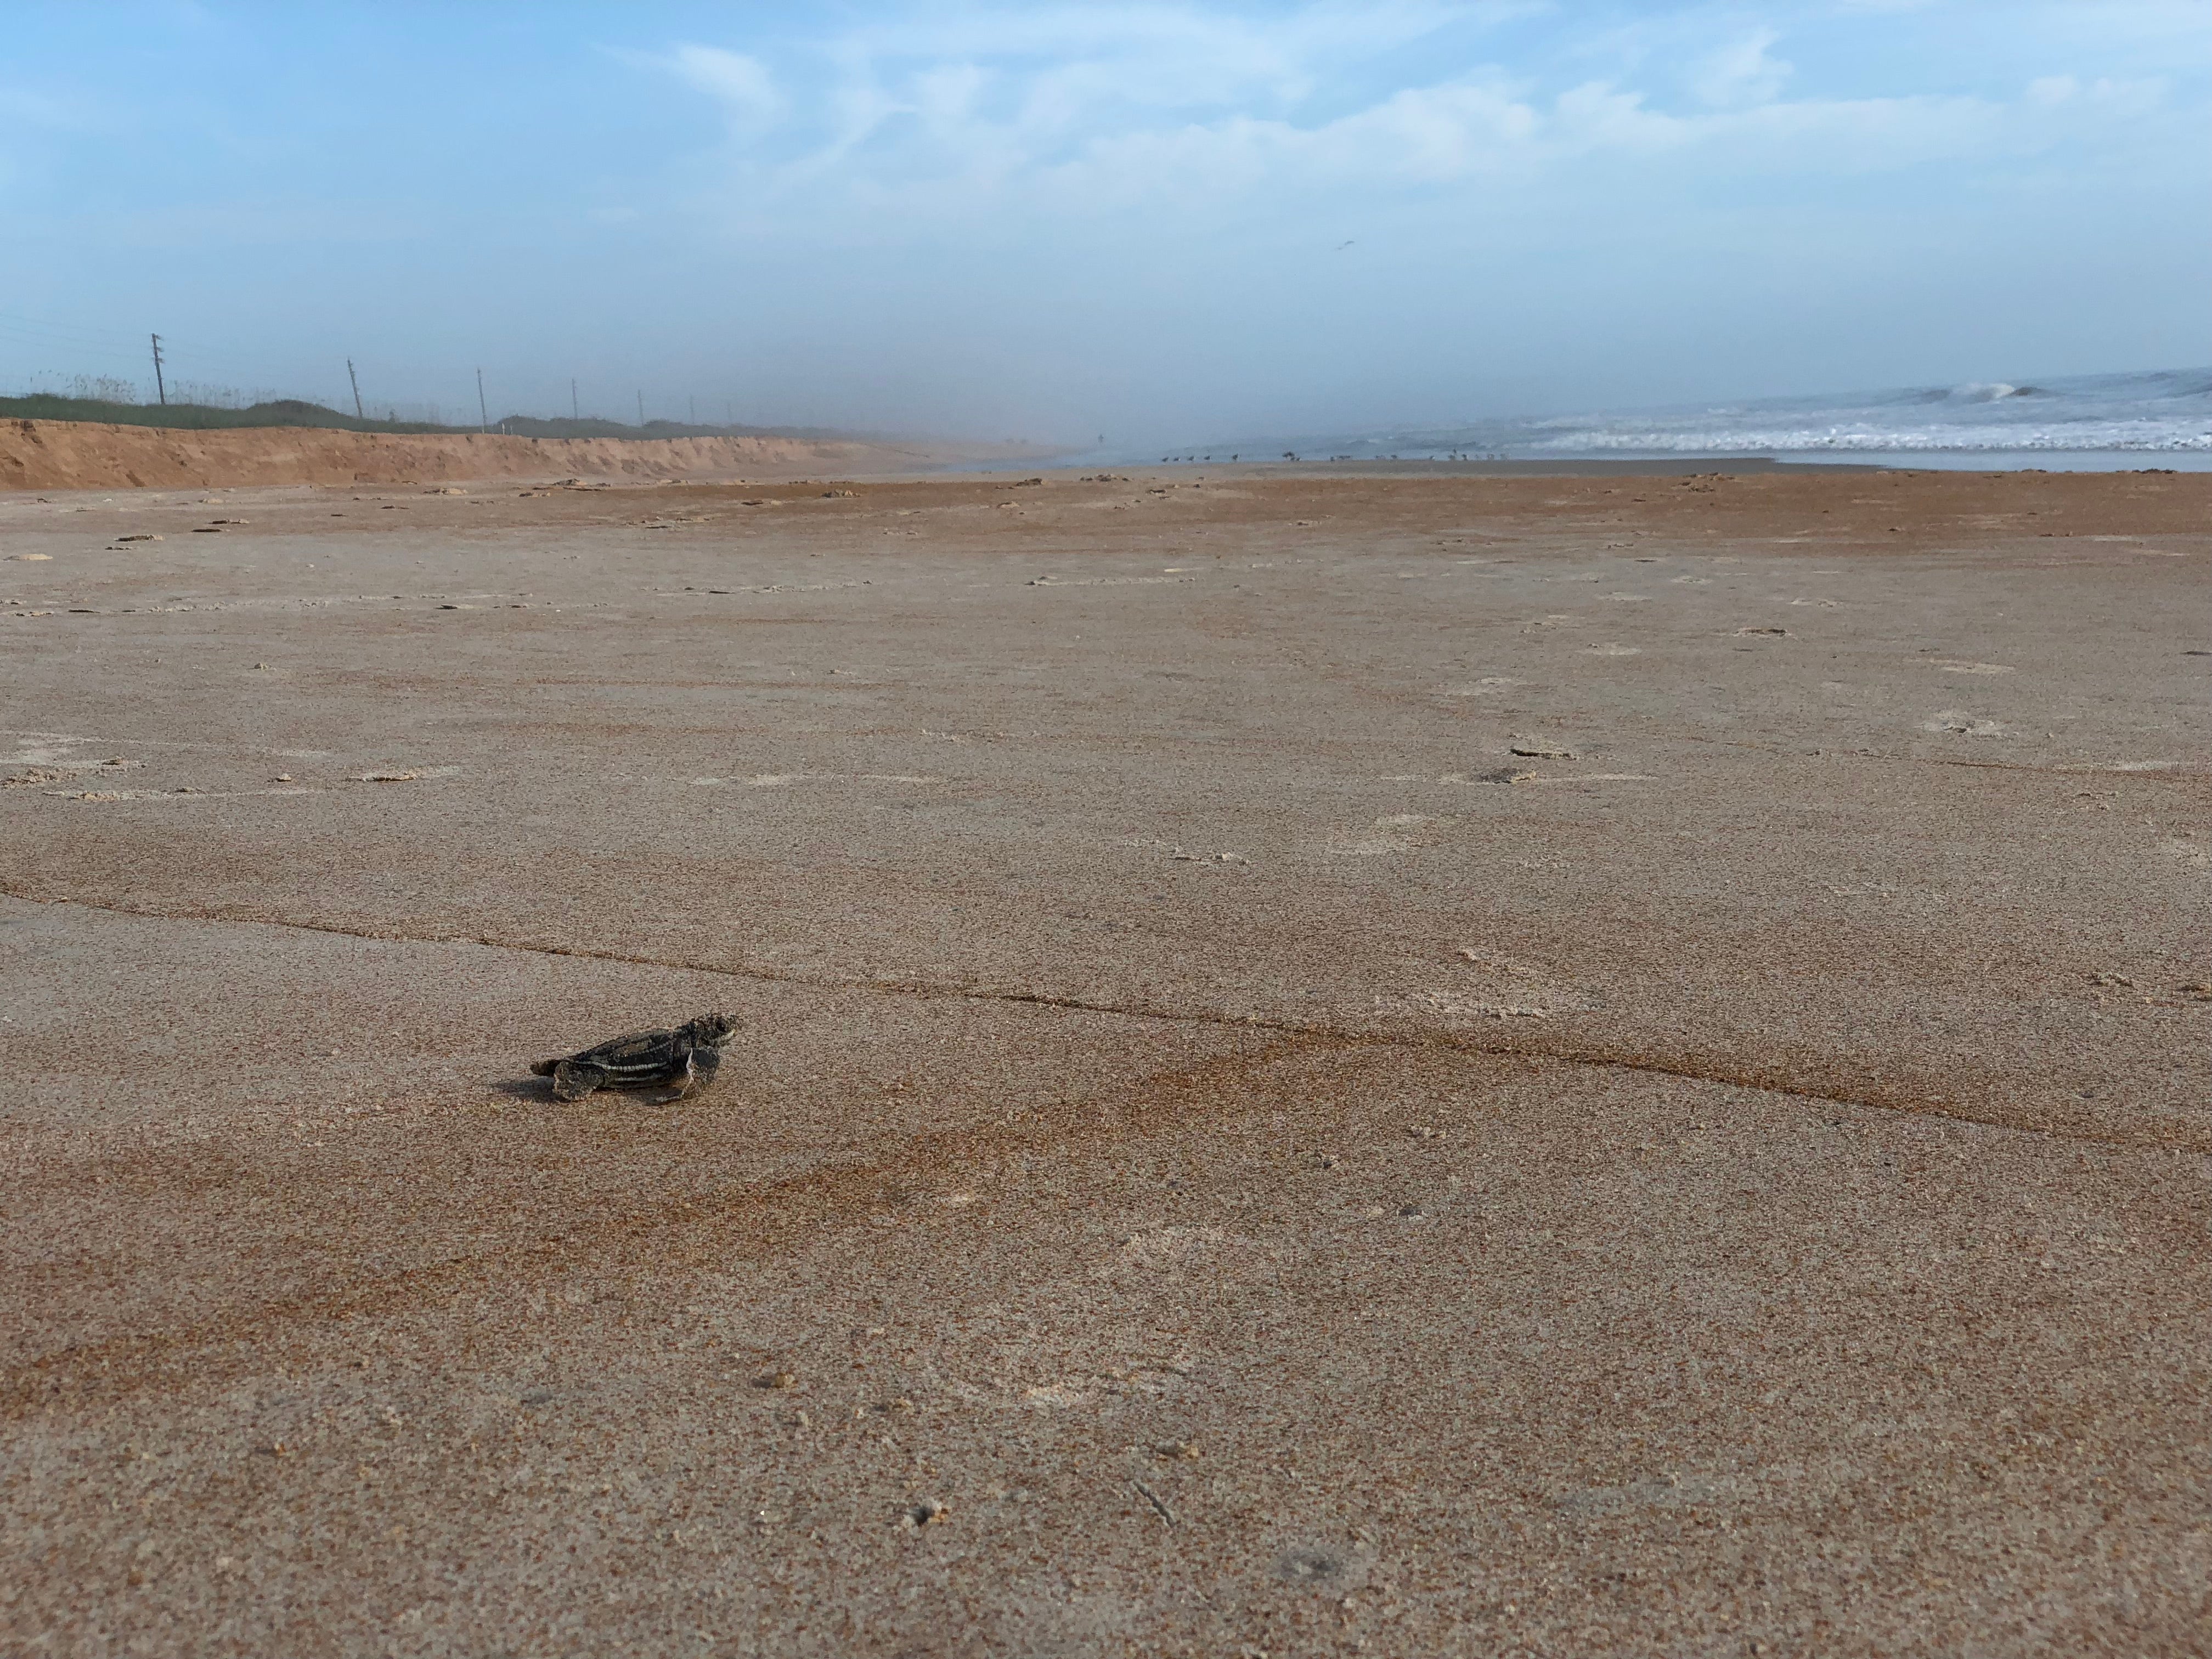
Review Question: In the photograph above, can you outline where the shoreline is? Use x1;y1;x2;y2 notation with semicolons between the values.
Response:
1049;450;2212;477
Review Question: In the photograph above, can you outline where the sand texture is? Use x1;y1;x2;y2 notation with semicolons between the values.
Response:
2;466;2208;1655
0;417;1046;493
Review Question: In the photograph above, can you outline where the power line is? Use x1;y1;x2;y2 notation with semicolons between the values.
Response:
0;309;158;353
0;314;295;382
0;308;348;399
0;325;153;370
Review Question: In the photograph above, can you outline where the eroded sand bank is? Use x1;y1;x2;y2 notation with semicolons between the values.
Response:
3;466;2207;1655
0;416;1046;492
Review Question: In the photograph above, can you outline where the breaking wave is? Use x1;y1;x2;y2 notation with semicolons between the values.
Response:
1241;367;2212;460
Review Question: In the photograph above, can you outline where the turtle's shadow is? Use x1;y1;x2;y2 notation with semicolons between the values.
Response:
488;1075;692;1106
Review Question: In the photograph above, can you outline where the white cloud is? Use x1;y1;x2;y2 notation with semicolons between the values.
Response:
667;3;1496;168
1690;28;1792;109
659;44;783;133
638;2;2196;230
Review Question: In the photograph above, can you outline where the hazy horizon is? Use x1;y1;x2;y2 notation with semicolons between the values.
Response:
3;1;2207;448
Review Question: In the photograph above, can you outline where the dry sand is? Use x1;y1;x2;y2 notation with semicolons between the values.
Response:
0;417;1046;493
2;465;2207;1656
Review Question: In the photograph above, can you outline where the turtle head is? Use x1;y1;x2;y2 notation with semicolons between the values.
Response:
689;1012;739;1048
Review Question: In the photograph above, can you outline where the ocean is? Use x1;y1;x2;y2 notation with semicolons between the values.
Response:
1163;367;2212;469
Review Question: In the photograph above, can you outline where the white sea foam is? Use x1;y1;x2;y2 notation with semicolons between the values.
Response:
1200;368;2212;461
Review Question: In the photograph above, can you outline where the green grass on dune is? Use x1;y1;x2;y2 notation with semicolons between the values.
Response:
0;394;855;442
2;393;461;434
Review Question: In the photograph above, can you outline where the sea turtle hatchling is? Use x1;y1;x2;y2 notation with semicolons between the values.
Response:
530;1012;737;1102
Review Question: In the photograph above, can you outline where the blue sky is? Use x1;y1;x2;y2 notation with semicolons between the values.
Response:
1;1;2205;444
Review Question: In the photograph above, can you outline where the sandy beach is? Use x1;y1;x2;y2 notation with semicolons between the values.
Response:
3;464;2207;1655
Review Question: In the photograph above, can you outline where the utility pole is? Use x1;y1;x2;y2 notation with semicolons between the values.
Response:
149;334;166;405
571;379;579;421
689;396;696;426
476;368;489;433
346;359;364;420
636;390;645;428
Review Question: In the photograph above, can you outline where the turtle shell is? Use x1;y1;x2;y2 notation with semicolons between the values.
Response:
530;1013;736;1089
551;1023;696;1085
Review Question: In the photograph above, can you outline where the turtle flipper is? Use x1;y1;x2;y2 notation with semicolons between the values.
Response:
550;1059;610;1101
658;1048;712;1102
687;1045;723;1092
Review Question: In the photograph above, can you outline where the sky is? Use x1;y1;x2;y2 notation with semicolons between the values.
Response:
1;1;2206;447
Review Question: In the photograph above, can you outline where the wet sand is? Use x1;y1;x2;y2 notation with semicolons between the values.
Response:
3;466;2208;1655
